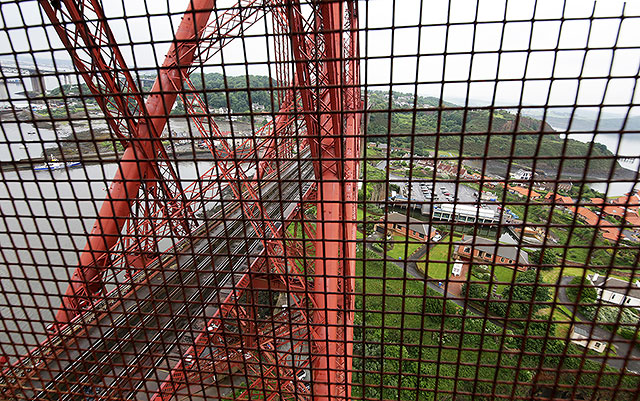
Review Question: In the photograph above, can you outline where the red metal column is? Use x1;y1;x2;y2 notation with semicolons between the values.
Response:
286;1;359;399
52;0;216;324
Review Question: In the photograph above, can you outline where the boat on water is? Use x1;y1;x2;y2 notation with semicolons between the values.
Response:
33;159;82;171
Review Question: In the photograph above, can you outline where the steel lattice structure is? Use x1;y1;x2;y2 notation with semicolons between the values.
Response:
1;0;360;399
1;0;640;400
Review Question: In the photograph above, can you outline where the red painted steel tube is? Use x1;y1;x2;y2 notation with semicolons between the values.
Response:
312;2;353;400
56;0;216;324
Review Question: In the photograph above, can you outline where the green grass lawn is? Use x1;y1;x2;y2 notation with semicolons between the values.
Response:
470;264;519;292
540;266;631;285
353;249;640;400
417;235;462;279
386;235;424;260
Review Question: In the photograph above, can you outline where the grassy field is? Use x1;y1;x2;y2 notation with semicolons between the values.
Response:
353;249;640;400
540;266;631;284
470;264;519;292
417;235;463;280
386;235;424;260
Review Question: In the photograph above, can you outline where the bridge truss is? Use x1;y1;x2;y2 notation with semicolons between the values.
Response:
2;1;640;400
1;0;360;399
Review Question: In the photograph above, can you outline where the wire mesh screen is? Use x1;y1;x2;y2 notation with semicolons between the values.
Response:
0;0;639;400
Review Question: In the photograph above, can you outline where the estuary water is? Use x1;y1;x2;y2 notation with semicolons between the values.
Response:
561;132;640;197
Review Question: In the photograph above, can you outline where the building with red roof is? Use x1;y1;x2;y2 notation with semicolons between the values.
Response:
574;207;599;226
544;192;574;205
612;192;640;207
625;211;640;229
602;205;625;219
600;226;621;242
507;185;542;200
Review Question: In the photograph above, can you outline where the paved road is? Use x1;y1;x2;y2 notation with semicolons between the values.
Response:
558;276;640;373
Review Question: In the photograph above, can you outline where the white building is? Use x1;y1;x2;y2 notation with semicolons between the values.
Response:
570;324;607;353
511;169;532;181
432;203;499;225
451;261;463;277
587;273;640;307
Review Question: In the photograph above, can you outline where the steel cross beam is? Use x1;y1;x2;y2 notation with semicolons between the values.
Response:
40;0;215;324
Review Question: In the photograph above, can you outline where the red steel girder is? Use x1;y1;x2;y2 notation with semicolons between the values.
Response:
43;0;215;324
286;1;360;399
29;2;360;401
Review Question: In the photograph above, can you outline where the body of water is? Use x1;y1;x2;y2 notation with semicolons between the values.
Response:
560;132;640;198
0;160;217;359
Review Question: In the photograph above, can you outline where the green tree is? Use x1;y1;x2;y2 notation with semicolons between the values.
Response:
528;249;559;269
501;270;551;319
462;282;489;300
566;276;598;305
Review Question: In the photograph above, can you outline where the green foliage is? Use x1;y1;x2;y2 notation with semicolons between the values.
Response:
101;140;125;153
189;73;275;113
463;282;489;300
359;166;387;201
568;182;605;200
500;270;551;320
353;249;640;399
365;91;619;173
528;249;559;268
566;277;640;347
470;264;491;281
371;243;384;253
566;276;598;306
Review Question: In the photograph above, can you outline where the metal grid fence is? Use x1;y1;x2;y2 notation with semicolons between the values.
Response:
0;0;639;400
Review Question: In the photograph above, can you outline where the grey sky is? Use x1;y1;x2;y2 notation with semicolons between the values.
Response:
1;0;639;115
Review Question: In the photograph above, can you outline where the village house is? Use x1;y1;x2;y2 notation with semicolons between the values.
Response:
612;191;640;207
599;225;621;242
533;181;555;192
455;235;530;271
507;185;542;200
557;181;573;192
251;102;265;111
513;225;547;243
510;169;532;181
601;204;625;220
544;192;574;207
561;205;623;242
587;273;640;307
569;324;608;353
375;212;439;242
623;210;640;232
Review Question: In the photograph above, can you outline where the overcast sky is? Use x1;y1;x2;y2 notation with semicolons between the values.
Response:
1;0;639;115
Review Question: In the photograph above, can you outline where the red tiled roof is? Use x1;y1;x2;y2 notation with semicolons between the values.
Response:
590;198;605;205
601;226;621;242
574;207;599;225
602;205;625;217
508;185;541;199
624;211;640;227
612;193;640;206
544;192;574;205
